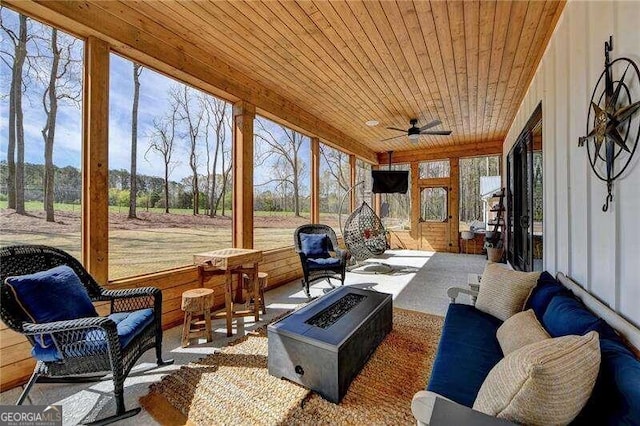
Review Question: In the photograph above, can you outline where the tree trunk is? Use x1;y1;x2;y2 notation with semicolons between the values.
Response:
209;129;221;218
129;63;141;219
192;174;199;215
190;144;199;215
14;16;27;215
43;28;60;222
164;167;170;213
7;61;16;209
292;154;300;216
218;151;229;216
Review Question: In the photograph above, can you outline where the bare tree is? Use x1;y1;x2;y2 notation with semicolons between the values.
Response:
200;96;212;216
1;12;28;214
146;102;178;213
128;63;142;219
254;118;307;216
201;96;228;217
172;85;204;215
320;144;349;192
217;137;232;216
39;27;81;222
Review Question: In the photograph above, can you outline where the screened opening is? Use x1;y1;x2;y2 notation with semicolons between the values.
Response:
419;160;450;178
253;116;310;249
0;8;83;260
380;164;411;230
108;53;233;279
319;143;349;234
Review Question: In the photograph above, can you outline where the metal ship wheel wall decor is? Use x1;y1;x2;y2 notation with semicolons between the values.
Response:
578;36;640;212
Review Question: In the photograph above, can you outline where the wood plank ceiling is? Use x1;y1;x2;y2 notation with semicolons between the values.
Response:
29;1;565;156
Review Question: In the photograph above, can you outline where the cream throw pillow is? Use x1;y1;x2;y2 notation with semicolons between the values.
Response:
473;331;601;426
475;263;540;321
497;309;550;355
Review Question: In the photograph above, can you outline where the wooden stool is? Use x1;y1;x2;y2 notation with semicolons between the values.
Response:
181;288;214;348
243;272;268;314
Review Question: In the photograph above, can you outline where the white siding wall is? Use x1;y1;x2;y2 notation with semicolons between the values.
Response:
503;0;640;325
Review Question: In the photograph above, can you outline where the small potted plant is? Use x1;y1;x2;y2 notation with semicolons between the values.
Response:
485;239;504;262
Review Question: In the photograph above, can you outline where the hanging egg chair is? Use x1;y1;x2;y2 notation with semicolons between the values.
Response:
343;201;389;262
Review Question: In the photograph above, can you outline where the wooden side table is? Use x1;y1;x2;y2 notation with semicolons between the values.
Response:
181;288;215;347
194;248;264;337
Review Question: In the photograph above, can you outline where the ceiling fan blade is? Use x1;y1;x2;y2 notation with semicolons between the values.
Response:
380;134;407;142
385;127;406;132
420;130;452;135
419;120;441;131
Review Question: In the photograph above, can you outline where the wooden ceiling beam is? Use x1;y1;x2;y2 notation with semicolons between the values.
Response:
4;0;377;164
377;140;504;164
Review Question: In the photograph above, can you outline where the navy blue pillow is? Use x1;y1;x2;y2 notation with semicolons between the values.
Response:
574;338;640;424
525;271;571;320
542;294;605;337
5;265;98;348
300;233;330;258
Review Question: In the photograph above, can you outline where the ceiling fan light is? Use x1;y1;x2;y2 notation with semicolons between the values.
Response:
408;133;420;141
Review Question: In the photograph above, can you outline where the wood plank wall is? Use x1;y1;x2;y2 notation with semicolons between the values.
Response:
0;247;302;391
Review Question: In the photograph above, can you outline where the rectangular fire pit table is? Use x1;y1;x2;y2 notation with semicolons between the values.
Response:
267;286;392;403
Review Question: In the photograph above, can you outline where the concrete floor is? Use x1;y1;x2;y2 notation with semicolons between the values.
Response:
0;250;486;425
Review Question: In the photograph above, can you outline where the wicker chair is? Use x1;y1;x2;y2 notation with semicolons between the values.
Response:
293;224;349;297
0;245;173;425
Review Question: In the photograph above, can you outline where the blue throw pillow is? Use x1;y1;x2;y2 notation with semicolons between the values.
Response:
5;265;98;348
300;233;330;258
525;271;571;320
574;338;640;424
542;294;606;337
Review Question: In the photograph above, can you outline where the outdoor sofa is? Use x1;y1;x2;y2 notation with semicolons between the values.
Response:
412;268;640;425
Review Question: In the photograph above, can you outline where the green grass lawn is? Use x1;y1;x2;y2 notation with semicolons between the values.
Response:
0;200;313;217
0;200;384;280
1;201;317;280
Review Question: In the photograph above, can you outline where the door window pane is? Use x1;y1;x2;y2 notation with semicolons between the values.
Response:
420;188;447;221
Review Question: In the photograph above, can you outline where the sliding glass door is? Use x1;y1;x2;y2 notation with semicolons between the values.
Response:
507;107;543;271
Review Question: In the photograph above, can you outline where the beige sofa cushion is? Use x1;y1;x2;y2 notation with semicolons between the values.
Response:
473;331;601;426
497;309;550;355
475;263;540;321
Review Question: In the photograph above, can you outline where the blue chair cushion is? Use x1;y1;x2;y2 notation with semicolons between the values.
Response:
5;265;98;349
307;257;341;270
427;304;504;407
300;233;330;258
525;271;571;320
32;308;155;362
542;294;618;339
573;338;640;425
103;308;155;348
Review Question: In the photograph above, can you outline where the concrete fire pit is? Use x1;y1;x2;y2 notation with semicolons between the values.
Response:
267;286;392;403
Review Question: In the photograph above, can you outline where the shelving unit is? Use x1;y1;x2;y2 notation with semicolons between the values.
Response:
485;189;505;261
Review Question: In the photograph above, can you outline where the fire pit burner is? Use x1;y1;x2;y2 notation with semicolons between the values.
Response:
305;293;366;329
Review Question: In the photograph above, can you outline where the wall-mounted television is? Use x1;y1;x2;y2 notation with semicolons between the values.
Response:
371;170;409;194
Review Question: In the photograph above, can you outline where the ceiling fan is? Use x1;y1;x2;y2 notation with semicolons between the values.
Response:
382;118;452;142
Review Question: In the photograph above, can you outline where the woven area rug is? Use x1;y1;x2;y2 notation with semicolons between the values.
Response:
140;308;443;425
